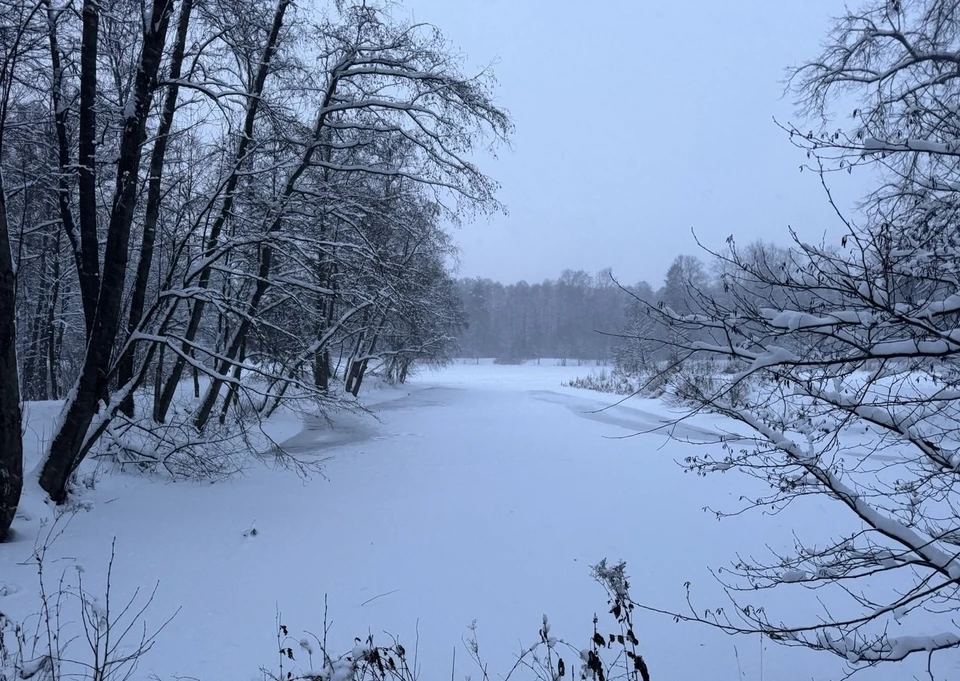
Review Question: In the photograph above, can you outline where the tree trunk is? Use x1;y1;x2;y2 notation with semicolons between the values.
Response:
74;0;102;340
46;231;61;399
314;348;330;391
40;0;175;502
154;343;165;406
350;332;379;397
0;180;23;541
118;0;193;417
313;290;333;390
54;278;68;387
343;328;365;395
218;339;246;425
351;359;368;397
154;0;290;425
23;262;46;400
44;0;96;338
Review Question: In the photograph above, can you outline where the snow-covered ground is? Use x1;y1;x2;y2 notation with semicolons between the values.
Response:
0;361;936;680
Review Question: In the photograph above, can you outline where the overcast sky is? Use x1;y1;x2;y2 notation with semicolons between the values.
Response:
401;0;867;288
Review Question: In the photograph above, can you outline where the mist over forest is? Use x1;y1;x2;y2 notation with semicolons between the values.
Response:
4;1;960;680
454;251;721;363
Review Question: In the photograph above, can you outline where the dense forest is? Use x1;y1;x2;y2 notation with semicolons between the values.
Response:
455;253;717;362
456;269;630;362
0;0;511;526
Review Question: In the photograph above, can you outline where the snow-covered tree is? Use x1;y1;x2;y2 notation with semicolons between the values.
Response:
631;0;960;672
0;0;510;514
658;255;708;316
0;0;28;540
644;225;960;671
786;0;960;250
611;287;657;376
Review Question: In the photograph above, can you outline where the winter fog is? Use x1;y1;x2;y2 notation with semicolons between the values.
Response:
2;1;960;681
407;0;868;284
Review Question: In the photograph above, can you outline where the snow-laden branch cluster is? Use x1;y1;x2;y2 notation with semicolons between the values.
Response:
0;0;511;513
624;223;960;670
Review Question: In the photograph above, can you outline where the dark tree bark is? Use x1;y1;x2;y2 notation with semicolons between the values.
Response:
313;347;330;391
46;230;61;399
74;0;101;339
0;182;23;541
40;0;176;503
22;244;49;400
218;339;245;425
117;0;193;417
154;0;291;424
44;0;88;341
0;0;42;540
350;328;380;397
343;326;365;395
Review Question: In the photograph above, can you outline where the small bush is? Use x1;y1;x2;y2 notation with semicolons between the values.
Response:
265;561;650;681
664;359;751;409
564;369;640;396
636;361;679;398
1;517;174;681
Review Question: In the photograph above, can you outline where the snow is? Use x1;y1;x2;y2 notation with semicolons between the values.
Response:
749;344;800;368
781;569;807;583
853;633;960;663
0;362;946;680
765;308;875;331
122;95;137;121
862;137;956;155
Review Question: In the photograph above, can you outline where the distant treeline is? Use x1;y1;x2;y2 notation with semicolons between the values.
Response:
455;268;649;362
456;249;768;362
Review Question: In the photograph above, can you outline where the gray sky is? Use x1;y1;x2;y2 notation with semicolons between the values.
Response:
405;0;865;288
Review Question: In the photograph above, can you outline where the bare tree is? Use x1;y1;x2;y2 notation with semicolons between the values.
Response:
0;0;34;540
150;0;293;426
0;0;508;517
115;0;194;418
173;4;510;430
610;1;960;674
638;224;960;673
785;0;960;250
37;0;176;502
0;0;512;504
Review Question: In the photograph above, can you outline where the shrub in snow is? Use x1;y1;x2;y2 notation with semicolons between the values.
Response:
6;526;651;681
663;359;752;409
1;516;173;681
563;369;640;396
93;389;329;483
259;562;650;681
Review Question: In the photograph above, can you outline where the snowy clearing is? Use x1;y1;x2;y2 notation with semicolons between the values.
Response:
0;361;939;680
